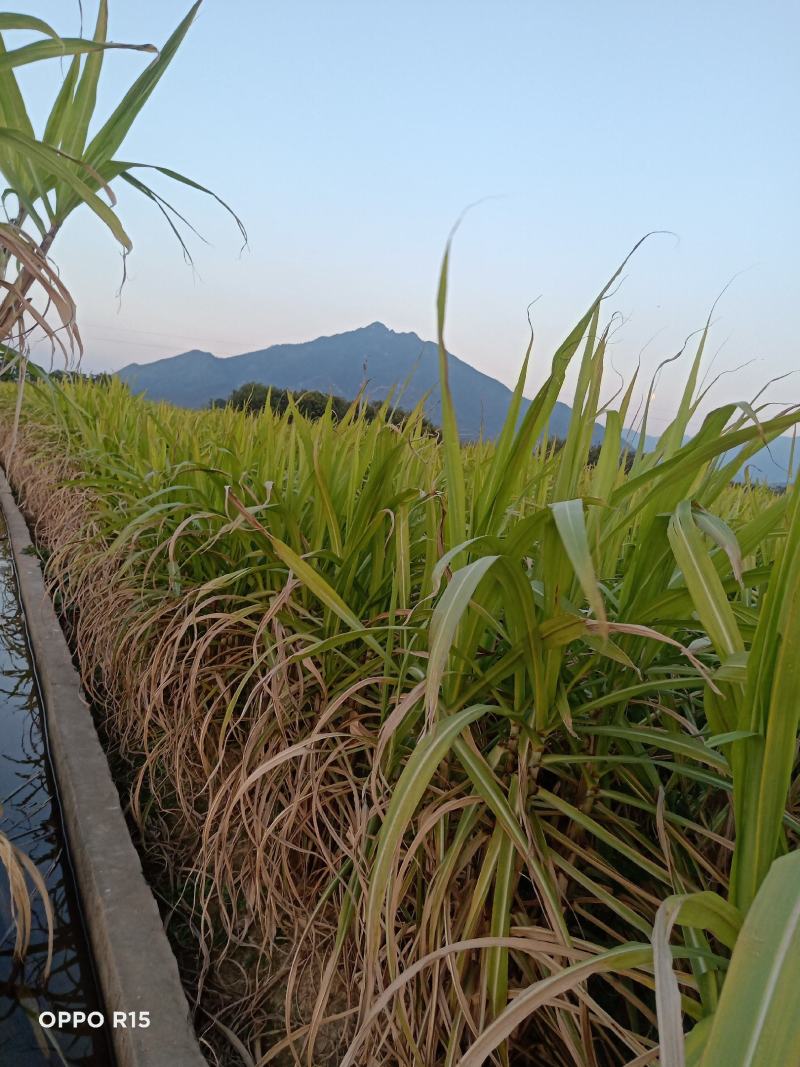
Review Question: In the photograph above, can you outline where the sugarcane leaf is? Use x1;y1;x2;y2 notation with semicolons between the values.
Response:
0;36;155;73
699;852;800;1067
84;2;202;172
550;497;607;629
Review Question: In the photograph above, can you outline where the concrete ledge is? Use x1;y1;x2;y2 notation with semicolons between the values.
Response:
0;469;207;1067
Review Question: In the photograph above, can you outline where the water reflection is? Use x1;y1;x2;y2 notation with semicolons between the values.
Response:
0;522;112;1065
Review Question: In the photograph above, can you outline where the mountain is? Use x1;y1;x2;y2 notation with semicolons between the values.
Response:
116;322;796;482
116;322;604;444
623;428;797;486
731;437;796;484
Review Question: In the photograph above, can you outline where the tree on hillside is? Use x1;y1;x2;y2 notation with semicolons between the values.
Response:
214;381;441;435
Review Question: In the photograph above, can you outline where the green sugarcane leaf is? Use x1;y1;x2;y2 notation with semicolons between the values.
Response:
60;0;109;162
426;555;499;720
84;2;202;179
0;37;155;73
699;852;800;1067
365;704;491;964
0;14;60;37
668;499;744;658
653;892;743;1067
0;128;131;247
550;498;607;630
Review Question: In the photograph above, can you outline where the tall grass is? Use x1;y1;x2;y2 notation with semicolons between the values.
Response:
1;249;799;1065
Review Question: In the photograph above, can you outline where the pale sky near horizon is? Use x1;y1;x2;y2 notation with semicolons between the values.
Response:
9;0;800;432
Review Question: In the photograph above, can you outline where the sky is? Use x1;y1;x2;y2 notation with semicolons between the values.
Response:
9;0;800;433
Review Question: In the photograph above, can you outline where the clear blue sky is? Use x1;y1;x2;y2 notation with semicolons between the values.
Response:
11;0;800;430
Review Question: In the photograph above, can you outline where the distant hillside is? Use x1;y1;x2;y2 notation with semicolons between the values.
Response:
623;427;797;486
732;436;797;485
117;321;603;444
116;321;796;481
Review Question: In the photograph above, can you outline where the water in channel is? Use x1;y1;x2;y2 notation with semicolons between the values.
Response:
0;515;112;1065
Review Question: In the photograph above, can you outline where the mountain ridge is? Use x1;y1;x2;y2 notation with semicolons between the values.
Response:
117;321;604;443
116;321;795;482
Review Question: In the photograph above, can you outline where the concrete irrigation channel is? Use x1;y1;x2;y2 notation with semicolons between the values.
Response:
0;470;207;1067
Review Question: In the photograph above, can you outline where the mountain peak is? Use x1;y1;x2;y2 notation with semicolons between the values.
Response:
173;348;216;362
115;324;601;445
358;321;426;344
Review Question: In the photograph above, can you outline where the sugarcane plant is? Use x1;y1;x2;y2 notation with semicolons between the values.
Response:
0;0;241;960
335;237;800;1067
0;2;244;452
3;234;798;1064
1;7;798;1066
